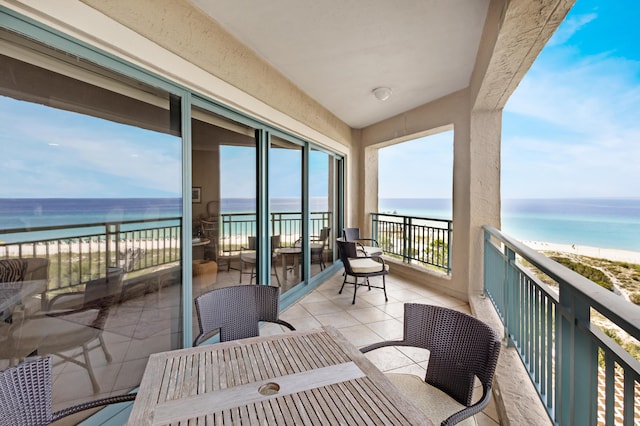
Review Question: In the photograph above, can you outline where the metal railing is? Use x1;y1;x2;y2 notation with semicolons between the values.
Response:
2;211;334;291
371;213;451;273
484;226;640;425
0;218;181;292
218;211;333;253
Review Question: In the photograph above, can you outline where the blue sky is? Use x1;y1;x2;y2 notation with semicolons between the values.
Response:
380;1;640;200
2;1;637;201
0;99;182;198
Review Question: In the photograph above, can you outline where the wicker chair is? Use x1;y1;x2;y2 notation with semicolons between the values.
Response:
360;304;501;426
0;356;135;425
336;238;388;304
342;227;382;256
193;285;295;345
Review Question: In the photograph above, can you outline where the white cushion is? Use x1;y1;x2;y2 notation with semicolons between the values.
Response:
348;257;389;274
363;245;383;256
386;373;477;426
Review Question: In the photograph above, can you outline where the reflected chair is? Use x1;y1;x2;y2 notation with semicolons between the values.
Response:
42;267;124;393
0;356;136;425
343;227;383;256
1;268;125;394
193;284;295;345
200;217;219;261
240;236;281;286
336;238;388;304
310;227;331;270
360;304;501;426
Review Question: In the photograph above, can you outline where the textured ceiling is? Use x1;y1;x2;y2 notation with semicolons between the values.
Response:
191;0;490;128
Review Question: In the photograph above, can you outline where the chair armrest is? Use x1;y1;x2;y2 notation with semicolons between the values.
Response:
360;340;407;353
270;319;296;331
443;383;494;425
354;237;380;247
51;393;137;422
47;291;84;311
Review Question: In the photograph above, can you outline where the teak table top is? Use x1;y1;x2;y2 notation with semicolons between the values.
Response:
127;326;433;425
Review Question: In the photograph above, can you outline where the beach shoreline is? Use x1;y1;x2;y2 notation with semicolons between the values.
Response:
523;240;640;265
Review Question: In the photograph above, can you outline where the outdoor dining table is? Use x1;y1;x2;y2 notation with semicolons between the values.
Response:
127;326;433;425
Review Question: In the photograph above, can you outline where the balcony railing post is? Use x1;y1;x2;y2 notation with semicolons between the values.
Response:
371;213;378;244
504;245;517;348
402;216;409;263
558;286;597;425
446;220;452;273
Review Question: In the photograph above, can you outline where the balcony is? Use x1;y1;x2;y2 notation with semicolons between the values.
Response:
3;214;638;425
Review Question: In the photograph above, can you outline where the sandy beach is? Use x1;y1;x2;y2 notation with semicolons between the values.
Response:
523;240;640;265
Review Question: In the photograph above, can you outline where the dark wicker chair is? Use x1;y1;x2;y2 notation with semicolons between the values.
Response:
193;284;295;345
0;356;135;425
360;304;501;426
342;227;383;256
336;238;388;304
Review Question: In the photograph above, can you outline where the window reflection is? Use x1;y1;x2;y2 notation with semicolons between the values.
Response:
309;148;336;276
0;32;182;418
190;106;257;338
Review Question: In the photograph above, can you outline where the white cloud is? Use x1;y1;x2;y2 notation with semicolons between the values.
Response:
503;43;640;198
547;12;597;47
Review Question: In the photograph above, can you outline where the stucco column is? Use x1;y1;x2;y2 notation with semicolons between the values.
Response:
467;109;502;295
361;146;378;238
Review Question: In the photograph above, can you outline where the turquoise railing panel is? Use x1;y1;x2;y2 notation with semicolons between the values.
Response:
483;226;640;425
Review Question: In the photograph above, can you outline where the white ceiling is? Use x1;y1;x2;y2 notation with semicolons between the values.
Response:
191;0;490;129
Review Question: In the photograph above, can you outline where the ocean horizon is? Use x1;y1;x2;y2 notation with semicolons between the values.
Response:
379;197;640;252
1;197;639;252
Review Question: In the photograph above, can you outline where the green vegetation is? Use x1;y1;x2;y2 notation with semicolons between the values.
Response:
549;256;613;291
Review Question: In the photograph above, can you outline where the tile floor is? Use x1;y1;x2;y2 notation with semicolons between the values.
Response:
262;270;501;425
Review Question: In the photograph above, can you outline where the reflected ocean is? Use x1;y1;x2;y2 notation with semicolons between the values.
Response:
379;198;640;252
1;198;639;252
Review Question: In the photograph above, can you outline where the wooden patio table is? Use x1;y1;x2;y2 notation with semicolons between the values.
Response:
127;326;433;425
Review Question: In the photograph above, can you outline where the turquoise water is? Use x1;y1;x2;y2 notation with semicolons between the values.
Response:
2;197;639;252
379;198;640;252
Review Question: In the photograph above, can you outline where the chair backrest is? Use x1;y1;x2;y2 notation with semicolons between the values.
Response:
402;303;501;406
83;267;124;310
0;356;53;425
200;218;218;235
342;227;360;242
194;285;284;345
246;236;256;250
319;227;331;246
336;239;358;274
271;235;281;253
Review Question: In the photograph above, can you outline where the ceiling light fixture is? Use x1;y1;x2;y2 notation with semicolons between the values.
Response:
372;87;392;101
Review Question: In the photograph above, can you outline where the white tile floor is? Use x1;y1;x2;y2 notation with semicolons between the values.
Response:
45;267;500;425
263;270;501;425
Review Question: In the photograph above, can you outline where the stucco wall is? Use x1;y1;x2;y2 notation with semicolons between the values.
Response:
360;89;473;300
79;0;352;148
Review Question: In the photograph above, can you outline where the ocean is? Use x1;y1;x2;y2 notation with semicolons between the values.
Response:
1;198;639;252
379;198;640;252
